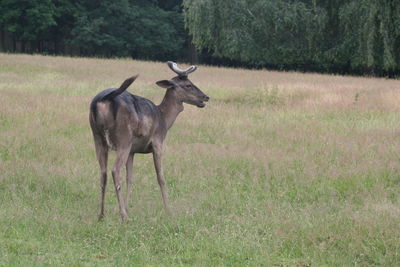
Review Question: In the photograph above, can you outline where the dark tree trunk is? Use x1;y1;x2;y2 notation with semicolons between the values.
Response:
21;40;26;53
0;30;4;51
188;39;198;64
12;38;16;52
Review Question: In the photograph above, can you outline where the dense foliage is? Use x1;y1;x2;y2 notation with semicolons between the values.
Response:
184;0;400;76
1;0;400;75
0;0;186;61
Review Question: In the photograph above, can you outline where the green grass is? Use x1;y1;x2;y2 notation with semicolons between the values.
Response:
1;53;400;266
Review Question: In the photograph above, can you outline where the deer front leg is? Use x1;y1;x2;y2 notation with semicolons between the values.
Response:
152;146;171;215
112;147;131;221
125;153;134;213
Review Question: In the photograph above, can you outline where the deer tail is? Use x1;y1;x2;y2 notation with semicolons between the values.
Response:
100;75;139;101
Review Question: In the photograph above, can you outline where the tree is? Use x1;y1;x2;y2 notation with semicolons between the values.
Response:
183;0;326;70
338;0;400;74
183;0;400;75
0;0;57;51
68;0;186;60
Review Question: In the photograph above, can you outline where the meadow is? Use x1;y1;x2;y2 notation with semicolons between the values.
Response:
0;53;399;266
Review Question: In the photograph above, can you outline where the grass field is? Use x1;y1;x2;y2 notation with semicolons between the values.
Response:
1;53;400;266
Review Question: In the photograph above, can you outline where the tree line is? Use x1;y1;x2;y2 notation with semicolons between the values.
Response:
1;0;399;76
0;0;187;61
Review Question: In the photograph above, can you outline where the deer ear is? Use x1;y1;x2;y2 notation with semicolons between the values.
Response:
156;80;175;89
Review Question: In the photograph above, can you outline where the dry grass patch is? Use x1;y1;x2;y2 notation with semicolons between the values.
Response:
1;53;400;266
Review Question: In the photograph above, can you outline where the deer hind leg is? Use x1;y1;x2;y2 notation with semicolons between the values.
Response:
112;146;131;221
125;153;134;213
93;134;108;221
152;145;171;215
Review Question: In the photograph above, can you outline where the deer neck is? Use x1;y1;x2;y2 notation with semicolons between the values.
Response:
158;88;184;130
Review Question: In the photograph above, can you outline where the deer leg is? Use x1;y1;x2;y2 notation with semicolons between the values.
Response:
152;146;171;215
112;147;131;221
125;153;134;213
94;135;108;221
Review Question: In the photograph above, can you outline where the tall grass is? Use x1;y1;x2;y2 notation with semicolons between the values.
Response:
1;53;400;266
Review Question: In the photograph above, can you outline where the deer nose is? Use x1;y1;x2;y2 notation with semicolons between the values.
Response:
204;95;210;101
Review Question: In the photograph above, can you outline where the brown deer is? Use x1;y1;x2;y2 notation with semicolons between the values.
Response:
89;61;209;221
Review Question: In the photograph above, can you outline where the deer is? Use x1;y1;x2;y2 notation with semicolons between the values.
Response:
89;61;209;221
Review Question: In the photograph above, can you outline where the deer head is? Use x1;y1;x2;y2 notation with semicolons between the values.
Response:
156;61;209;108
